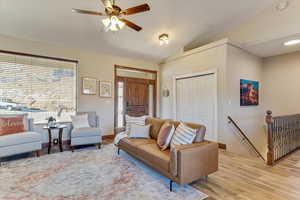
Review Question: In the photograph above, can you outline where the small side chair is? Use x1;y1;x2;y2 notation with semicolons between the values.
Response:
70;112;102;151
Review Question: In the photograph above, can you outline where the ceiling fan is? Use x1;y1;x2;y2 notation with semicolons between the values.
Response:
72;0;150;32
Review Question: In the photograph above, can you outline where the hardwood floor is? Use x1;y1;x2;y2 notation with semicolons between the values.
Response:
3;138;299;200
192;149;300;200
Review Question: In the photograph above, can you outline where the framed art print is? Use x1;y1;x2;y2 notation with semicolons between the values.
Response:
82;77;97;95
240;79;259;106
99;81;112;98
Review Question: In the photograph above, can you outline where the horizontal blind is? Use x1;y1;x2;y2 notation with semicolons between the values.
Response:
0;52;77;123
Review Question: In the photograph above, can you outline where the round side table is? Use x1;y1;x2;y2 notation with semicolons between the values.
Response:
43;125;67;154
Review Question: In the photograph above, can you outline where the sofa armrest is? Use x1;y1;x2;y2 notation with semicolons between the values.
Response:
172;141;219;185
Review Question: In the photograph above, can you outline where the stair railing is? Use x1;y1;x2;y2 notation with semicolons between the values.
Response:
266;111;300;166
228;116;265;161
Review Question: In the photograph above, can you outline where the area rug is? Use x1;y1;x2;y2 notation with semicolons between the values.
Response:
0;144;208;200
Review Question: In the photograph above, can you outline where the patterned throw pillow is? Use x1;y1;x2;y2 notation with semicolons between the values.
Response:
0;116;26;136
157;122;175;151
125;115;148;136
170;123;197;148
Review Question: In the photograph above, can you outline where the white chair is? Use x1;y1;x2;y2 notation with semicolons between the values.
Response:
0;117;42;164
70;112;102;151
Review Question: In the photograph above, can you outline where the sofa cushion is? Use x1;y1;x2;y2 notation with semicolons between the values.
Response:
118;138;156;156
170;123;197;148
145;117;167;140
0;132;41;148
138;143;171;172
129;124;151;139
157;122;175;151
170;121;206;143
72;127;101;138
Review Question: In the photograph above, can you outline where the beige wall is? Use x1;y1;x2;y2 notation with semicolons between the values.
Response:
0;34;159;141
262;51;300;116
160;40;267;156
225;45;266;156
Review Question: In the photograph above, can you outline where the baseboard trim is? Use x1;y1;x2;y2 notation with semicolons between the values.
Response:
218;143;227;150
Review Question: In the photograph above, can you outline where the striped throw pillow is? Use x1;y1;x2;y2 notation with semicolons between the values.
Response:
125;115;148;136
171;123;197;148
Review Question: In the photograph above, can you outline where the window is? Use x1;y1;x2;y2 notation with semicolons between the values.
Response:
0;52;77;123
117;81;124;128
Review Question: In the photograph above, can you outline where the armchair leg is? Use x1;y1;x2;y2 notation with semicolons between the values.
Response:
98;144;101;149
170;180;173;192
117;148;120;155
204;175;208;182
70;146;74;152
36;150;41;157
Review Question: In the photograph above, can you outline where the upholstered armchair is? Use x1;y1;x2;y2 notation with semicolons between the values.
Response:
70;112;102;151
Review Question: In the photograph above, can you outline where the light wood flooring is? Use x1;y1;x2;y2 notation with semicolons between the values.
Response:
3;139;299;200
192;149;300;200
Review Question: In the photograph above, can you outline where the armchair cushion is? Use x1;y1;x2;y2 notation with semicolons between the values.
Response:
71;127;101;138
76;112;98;128
71;114;90;129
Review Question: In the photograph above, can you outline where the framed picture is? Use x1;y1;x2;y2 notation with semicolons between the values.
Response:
99;81;112;98
82;77;97;95
240;79;259;106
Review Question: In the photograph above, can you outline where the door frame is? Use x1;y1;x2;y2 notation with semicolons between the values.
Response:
114;65;157;133
172;69;218;142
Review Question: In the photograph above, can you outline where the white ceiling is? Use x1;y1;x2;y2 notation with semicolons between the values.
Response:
0;0;275;62
243;33;300;58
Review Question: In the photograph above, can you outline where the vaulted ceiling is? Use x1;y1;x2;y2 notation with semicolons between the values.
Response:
0;0;275;62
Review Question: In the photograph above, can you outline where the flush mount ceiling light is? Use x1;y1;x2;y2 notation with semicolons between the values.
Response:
276;0;289;11
159;34;169;46
284;40;300;46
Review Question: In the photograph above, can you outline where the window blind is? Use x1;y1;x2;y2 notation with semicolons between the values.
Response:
0;52;77;123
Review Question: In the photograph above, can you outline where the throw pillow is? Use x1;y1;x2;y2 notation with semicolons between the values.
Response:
0;116;26;136
170;123;197;148
71;114;90;129
0;114;28;130
125;115;147;135
129;124;151;138
157;122;175;151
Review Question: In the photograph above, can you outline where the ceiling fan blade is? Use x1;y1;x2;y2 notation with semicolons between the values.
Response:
121;4;150;15
120;19;142;31
101;0;113;9
72;9;104;16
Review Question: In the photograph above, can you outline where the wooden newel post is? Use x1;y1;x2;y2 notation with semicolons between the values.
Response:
266;110;274;166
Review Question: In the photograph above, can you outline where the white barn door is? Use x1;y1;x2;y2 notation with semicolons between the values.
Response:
175;72;217;141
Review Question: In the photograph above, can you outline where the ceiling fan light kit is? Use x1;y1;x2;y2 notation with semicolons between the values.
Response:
73;0;150;32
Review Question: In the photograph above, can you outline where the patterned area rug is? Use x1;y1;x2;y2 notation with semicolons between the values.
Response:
0;144;208;200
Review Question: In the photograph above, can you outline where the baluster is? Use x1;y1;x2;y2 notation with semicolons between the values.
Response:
266;111;274;165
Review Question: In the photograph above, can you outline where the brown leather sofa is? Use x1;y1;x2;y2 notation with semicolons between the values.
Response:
117;117;219;191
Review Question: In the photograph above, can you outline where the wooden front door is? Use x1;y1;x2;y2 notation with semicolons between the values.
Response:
125;78;150;117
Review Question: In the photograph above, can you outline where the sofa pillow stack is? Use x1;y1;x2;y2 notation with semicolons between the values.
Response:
125;115;149;138
157;121;175;151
